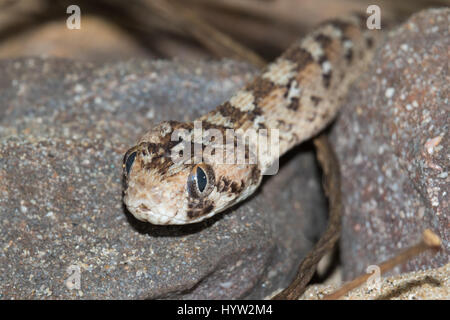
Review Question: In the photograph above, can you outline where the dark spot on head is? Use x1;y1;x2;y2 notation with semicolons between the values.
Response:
322;72;332;88
146;142;160;155
310;96;322;106
218;175;248;194
345;48;353;63
284;77;301;98
257;122;266;130
342;36;353;63
186;200;215;219
203;204;214;214
286;97;300;111
138;203;150;211
144;156;174;175
318;55;328;65
218;176;232;192
321;111;330;120
291;133;300;143
307;112;317;122
250;166;261;184
186;209;198;219
230;182;239;193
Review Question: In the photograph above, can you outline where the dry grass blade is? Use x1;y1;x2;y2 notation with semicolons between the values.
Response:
142;0;267;67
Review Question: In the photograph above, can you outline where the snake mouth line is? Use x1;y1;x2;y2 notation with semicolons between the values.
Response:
127;204;187;225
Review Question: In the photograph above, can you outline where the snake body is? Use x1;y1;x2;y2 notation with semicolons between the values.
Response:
123;14;384;225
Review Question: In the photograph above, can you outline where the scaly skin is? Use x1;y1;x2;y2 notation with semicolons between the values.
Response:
123;14;385;225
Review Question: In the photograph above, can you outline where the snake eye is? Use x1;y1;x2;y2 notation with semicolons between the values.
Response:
196;166;207;192
187;163;215;198
124;151;137;176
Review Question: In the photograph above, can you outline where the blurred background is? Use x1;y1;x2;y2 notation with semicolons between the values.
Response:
0;0;447;64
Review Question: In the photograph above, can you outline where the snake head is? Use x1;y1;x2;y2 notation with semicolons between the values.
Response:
122;121;262;225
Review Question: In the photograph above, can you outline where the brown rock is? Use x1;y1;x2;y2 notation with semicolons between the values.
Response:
0;58;328;299
332;8;449;280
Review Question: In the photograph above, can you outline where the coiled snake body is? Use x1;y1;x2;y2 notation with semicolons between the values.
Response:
123;14;384;225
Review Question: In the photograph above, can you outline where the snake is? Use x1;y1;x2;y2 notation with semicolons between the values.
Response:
122;14;385;225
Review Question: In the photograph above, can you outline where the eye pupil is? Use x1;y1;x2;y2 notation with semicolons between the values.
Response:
187;164;215;198
196;167;207;192
125;151;137;175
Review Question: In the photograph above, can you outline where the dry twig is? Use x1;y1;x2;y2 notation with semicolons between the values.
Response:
323;229;442;300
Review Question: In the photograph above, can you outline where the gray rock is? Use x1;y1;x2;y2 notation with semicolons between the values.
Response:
0;58;328;299
332;8;449;280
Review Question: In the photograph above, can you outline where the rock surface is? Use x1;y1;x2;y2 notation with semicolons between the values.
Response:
332;8;449;280
0;58;328;299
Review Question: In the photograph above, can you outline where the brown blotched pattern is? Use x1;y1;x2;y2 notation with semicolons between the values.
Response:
123;14;385;225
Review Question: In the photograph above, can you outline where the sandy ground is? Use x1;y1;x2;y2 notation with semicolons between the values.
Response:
301;263;449;300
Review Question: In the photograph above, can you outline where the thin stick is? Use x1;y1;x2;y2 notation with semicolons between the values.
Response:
323;229;442;300
272;134;343;299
